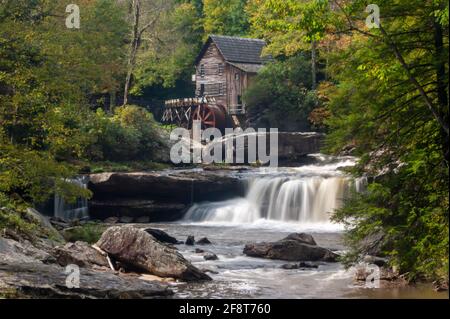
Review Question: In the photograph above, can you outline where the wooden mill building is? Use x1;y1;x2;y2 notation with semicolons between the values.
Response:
193;35;267;115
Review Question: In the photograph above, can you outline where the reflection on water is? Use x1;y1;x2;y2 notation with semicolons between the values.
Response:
144;223;447;299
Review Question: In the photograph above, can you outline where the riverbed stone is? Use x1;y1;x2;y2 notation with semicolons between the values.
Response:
185;236;195;246
0;237;55;264
144;228;178;244
196;237;212;245
243;233;338;262
52;241;109;268
203;252;218;261
96;226;211;281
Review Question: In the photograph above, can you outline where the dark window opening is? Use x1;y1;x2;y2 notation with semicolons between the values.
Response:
200;64;205;77
237;95;242;105
200;84;205;96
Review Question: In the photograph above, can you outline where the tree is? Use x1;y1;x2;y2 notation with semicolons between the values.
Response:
131;1;204;91
203;0;250;37
245;54;317;131
319;0;449;281
246;0;330;89
122;0;172;106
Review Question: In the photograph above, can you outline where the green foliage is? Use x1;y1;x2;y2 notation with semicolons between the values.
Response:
90;161;170;174
0;207;38;237
86;105;166;162
322;0;449;281
203;0;250;37
245;54;317;131
62;222;106;244
247;0;330;56
0;0;127;209
132;2;204;91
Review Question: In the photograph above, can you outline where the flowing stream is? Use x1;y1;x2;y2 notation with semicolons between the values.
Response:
183;155;359;227
54;176;89;220
145;155;445;298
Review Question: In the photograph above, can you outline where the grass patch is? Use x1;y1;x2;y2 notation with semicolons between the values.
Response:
0;288;26;299
90;161;171;173
62;222;107;244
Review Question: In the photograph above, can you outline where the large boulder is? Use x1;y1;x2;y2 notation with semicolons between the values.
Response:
89;171;242;203
53;241;109;268
96;226;211;281
243;233;338;262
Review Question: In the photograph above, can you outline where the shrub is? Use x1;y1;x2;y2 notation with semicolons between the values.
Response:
85;106;165;162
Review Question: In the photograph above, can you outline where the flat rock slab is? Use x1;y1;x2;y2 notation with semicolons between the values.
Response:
0;262;172;299
88;171;242;203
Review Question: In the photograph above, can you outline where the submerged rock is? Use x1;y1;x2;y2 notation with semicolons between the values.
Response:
196;237;212;245
144;228;178;245
96;226;211;281
185;236;195;246
281;263;299;269
203;252;218;261
299;261;319;269
243;233;338;262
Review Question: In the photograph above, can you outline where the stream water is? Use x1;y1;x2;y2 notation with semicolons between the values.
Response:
144;155;446;299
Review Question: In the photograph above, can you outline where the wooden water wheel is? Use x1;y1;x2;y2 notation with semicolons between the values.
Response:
192;103;226;131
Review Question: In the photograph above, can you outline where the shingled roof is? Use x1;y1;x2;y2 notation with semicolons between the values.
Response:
195;35;267;65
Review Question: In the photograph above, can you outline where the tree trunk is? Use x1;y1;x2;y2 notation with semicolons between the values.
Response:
433;20;449;162
109;89;116;113
123;0;141;106
311;40;317;90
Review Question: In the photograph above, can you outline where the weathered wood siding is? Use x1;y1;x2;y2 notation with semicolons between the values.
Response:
195;43;227;106
226;64;247;113
195;42;259;114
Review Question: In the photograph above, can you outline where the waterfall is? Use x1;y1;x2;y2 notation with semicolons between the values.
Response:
184;175;354;224
54;176;89;220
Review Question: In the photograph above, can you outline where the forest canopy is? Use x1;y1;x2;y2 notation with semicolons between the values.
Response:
0;0;448;283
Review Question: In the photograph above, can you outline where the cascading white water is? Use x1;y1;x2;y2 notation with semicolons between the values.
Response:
54;176;89;220
183;157;362;226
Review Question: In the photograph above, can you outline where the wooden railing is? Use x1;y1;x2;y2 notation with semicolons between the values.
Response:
164;97;216;108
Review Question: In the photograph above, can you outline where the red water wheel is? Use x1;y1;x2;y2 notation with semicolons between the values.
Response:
192;104;226;131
